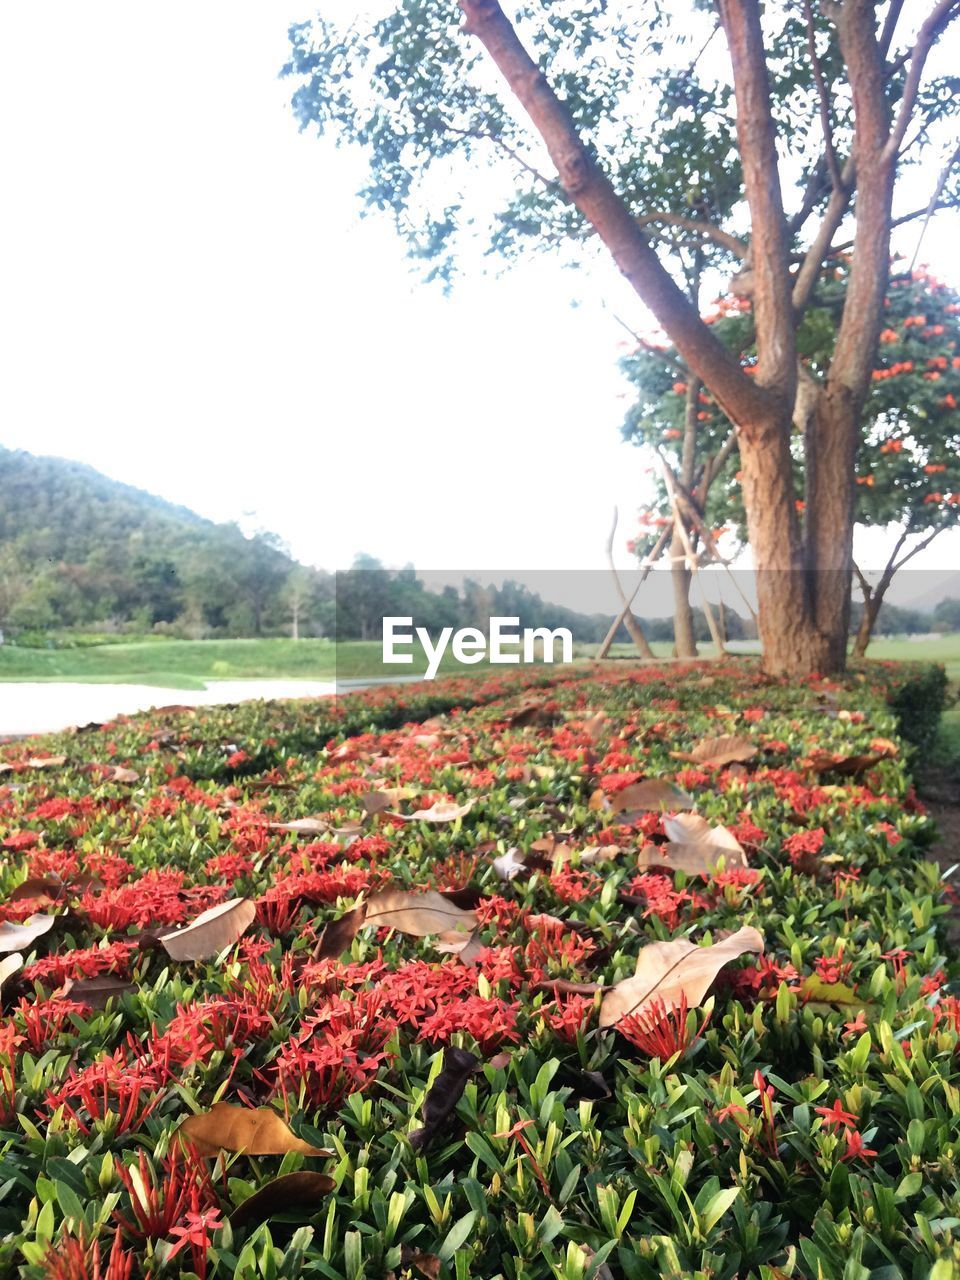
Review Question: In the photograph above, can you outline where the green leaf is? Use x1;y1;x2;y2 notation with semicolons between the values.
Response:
439;1210;478;1261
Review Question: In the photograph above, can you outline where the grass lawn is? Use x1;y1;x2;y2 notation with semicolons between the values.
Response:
0;638;539;688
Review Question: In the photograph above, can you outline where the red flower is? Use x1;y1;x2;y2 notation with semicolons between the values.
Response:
815;1098;858;1129
618;994;709;1060
840;1129;878;1162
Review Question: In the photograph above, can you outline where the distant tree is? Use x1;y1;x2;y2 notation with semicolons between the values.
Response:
934;596;960;631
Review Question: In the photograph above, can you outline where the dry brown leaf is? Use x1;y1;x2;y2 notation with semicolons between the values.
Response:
410;1046;478;1149
0;913;56;954
640;813;750;874
577;844;623;866
806;738;898;776
399;1250;442;1280
0;952;23;996
390;798;476;823
26;755;67;770
267;817;330;836
177;1102;334;1157
364;889;476;937
599;926;764;1027
613;779;695;813
155;898;255;961
62;974;135;1008
313;905;366;961
229;1171;335;1229
100;765;140;783
435;929;485;964
492;847;528;881
671;735;757;767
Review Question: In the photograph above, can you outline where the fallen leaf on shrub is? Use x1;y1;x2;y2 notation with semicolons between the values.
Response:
61;974;135;1008
806;739;898;775
25;755;68;770
599;926;764;1026
0;952;23;996
399;1249;441;1280
8;877;61;906
635;813;748;875
229;1171;335;1229
0;913;56;954
493;846;527;880
409;1046;478;1149
534;978;606;995
363;787;417;815
364;890;476;937
614;779;695;813
155;898;256;961
580;711;609;741
435;929;484;964
576;844;623;865
502;699;554;727
671;735;756;767
313;905;365;960
10;872;103;904
267;817;330;835
99;765;140;783
177;1102;334;1157
390;798;476;823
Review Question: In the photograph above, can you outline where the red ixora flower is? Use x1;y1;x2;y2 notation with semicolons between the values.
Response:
840;1129;879;1162
42;1228;133;1280
618;994;709;1061
815;1098;858;1130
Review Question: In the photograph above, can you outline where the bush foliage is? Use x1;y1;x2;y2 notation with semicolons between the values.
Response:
0;661;956;1279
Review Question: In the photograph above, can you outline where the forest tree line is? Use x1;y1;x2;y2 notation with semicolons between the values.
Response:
0;448;955;646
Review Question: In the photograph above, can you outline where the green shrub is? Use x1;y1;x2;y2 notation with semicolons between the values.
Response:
0;658;956;1277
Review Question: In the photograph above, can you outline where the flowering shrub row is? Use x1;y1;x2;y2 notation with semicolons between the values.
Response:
0;659;955;1279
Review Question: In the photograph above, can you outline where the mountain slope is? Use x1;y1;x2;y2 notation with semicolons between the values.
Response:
0;445;327;636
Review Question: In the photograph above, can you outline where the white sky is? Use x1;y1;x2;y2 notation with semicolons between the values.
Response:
1;1;959;609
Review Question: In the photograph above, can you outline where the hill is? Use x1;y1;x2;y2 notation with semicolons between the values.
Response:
0;445;331;638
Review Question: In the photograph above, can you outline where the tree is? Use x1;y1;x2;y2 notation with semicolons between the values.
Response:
622;262;960;656
285;0;960;674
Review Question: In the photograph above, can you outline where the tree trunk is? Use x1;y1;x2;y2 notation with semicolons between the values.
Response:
852;593;881;658
670;528;698;659
737;415;837;676
672;375;700;659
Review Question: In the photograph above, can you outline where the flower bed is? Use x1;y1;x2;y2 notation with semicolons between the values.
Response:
0;660;956;1279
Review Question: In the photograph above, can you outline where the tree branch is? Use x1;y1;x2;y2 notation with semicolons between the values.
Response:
907;140;960;272
792;156;855;313
701;429;739;496
458;0;774;428
891;523;944;571
879;0;906;59
852;559;872;599
716;0;796;409
610;312;686;373
884;0;960;160
828;193;960;256
635;212;748;259
443;123;558;191
788;156;830;236
803;0;846;196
